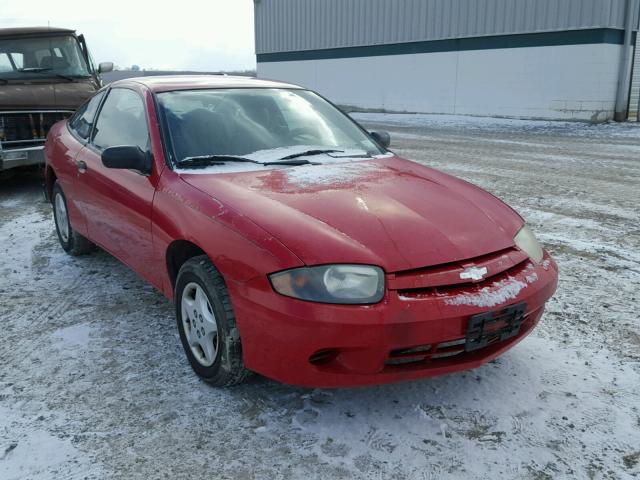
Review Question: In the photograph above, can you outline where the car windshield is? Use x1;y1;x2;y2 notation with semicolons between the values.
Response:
157;88;384;165
0;35;91;79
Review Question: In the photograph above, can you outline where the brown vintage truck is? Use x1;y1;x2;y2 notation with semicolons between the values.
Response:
0;27;112;172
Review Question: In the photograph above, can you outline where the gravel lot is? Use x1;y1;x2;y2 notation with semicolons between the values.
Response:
1;114;639;479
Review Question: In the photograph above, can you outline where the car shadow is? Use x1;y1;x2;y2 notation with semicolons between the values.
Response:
0;167;44;200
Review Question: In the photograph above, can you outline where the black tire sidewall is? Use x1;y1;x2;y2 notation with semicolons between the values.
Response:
175;265;229;380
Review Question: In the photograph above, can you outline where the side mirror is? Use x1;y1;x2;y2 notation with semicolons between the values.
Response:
102;146;151;174
98;62;114;73
370;130;391;149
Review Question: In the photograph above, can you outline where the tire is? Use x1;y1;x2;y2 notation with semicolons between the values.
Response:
52;181;93;256
175;255;252;386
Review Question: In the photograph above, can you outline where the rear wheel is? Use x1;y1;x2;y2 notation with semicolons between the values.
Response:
52;181;92;256
175;255;251;386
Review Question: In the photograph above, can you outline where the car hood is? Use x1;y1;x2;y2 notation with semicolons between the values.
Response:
0;79;97;110
179;156;524;272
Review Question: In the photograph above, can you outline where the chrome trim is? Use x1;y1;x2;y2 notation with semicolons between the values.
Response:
0;110;74;114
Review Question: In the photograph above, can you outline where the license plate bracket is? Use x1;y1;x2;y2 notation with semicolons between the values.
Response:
465;302;526;352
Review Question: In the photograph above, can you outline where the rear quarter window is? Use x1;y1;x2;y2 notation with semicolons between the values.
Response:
69;90;106;140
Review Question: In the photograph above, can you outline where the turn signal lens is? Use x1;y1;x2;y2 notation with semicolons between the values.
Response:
514;224;544;263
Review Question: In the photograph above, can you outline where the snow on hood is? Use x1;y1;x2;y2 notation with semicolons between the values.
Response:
281;161;386;188
179;156;524;272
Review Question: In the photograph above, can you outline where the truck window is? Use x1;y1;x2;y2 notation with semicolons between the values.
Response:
0;53;10;72
0;35;89;78
0;52;23;71
92;89;149;151
69;90;106;140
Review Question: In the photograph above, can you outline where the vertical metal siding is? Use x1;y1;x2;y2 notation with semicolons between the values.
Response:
255;0;640;54
629;34;640;119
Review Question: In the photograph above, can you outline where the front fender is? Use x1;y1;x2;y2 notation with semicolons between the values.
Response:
151;172;304;299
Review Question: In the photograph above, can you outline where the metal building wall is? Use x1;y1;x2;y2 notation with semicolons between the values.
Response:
629;35;640;119
254;0;640;54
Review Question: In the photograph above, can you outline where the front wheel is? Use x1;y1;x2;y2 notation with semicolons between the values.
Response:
175;255;251;386
52;181;93;256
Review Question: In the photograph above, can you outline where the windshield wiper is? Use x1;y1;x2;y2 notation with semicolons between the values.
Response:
178;155;259;168
17;68;76;81
178;154;322;169
264;159;321;166
278;149;343;160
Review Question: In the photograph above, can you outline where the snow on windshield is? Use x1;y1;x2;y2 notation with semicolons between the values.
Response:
174;147;392;179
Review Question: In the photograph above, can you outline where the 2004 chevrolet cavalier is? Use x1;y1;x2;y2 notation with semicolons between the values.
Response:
44;76;558;387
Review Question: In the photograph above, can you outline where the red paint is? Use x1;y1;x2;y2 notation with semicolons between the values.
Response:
44;77;558;387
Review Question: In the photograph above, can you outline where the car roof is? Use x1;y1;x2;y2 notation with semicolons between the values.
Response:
0;27;76;37
111;75;304;93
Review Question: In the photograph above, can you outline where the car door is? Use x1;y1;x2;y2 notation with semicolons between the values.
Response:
73;86;160;284
50;90;106;236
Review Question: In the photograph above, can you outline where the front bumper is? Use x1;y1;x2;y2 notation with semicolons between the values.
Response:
232;252;558;388
0;145;44;171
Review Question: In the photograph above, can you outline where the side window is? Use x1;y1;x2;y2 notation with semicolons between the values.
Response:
0;53;11;72
11;53;24;69
0;53;23;72
68;90;106;140
92;88;149;151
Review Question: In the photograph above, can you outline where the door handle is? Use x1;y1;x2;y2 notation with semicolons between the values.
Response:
76;160;88;173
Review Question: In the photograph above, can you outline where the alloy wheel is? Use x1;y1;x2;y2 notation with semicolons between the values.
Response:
54;193;70;243
181;282;219;367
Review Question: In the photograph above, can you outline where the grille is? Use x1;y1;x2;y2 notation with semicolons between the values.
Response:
384;307;540;370
308;348;339;365
390;247;530;297
0;111;72;149
397;260;530;300
385;339;466;366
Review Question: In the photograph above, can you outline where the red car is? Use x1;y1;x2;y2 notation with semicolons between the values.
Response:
44;76;558;388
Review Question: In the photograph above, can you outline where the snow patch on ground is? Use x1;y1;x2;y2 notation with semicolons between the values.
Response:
52;323;95;359
352;112;640;138
0;407;100;480
292;335;640;479
0;196;22;208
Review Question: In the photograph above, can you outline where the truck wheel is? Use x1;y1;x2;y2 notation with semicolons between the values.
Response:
175;255;252;386
52;181;92;256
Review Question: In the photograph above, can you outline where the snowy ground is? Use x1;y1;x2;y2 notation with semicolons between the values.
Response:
1;114;639;479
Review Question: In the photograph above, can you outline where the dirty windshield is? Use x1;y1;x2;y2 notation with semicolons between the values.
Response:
0;35;91;80
157;88;384;165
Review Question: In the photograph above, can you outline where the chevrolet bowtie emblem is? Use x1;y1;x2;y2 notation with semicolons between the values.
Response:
459;266;488;281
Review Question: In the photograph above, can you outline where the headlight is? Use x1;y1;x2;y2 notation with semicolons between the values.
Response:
269;265;385;304
514;224;544;262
